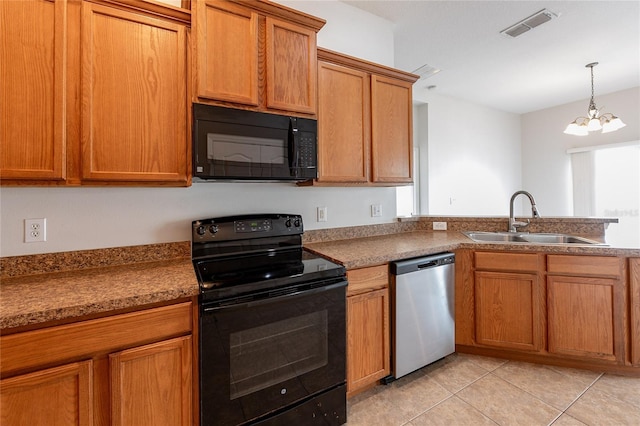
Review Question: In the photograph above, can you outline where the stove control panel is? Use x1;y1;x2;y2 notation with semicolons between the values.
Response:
192;214;303;243
235;219;272;233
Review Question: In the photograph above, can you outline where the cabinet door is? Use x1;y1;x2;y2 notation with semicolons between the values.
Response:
548;276;621;362
195;0;258;105
1;360;93;426
266;17;317;114
631;258;640;366
347;288;390;397
370;75;413;184
475;271;543;351
317;62;370;183
110;336;192;426
0;0;66;180
81;3;188;183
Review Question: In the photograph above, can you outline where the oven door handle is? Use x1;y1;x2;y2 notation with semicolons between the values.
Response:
203;280;346;313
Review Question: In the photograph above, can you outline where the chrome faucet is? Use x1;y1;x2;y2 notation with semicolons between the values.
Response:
509;190;540;232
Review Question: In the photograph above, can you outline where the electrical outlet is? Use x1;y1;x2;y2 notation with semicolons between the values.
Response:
317;206;328;222
433;221;447;231
371;204;382;217
24;218;46;243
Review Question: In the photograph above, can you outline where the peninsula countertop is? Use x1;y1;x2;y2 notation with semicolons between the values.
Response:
305;230;640;270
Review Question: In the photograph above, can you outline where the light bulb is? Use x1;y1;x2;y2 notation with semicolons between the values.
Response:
587;118;602;131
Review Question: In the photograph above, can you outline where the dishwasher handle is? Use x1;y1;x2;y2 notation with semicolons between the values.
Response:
391;252;455;275
417;260;439;269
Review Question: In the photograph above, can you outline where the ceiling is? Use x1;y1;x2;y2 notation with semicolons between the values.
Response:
341;1;640;114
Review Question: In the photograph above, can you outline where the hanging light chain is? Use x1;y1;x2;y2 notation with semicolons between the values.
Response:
587;62;598;118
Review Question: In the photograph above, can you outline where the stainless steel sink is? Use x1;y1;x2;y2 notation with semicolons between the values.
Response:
463;232;528;243
463;231;606;245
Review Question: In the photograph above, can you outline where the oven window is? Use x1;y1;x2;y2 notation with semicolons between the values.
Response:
207;133;286;165
229;310;328;399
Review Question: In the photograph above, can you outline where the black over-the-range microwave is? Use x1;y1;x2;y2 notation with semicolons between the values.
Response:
192;103;318;181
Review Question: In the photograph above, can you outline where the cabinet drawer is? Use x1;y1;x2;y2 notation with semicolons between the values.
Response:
547;255;622;278
475;252;539;272
347;265;388;296
1;302;192;376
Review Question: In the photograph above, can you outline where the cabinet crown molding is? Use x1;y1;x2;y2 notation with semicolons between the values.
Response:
318;47;419;83
87;0;191;24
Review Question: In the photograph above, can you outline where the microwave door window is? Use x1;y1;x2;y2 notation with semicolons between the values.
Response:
207;133;287;178
259;144;287;178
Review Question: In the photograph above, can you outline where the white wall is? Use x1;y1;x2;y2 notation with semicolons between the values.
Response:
0;184;395;256
0;1;397;257
413;92;522;216
275;0;394;66
521;87;640;216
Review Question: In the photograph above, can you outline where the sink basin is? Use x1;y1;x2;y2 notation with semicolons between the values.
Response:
463;232;528;243
519;233;604;245
463;231;606;245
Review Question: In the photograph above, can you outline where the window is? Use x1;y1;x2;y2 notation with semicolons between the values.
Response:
570;142;640;247
396;147;420;217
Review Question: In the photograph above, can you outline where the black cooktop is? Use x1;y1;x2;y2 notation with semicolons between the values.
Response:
191;214;346;302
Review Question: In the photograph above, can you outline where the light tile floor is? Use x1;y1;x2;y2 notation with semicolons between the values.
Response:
346;353;640;426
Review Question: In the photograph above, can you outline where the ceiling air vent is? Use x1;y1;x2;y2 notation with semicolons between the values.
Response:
500;9;557;38
412;63;441;80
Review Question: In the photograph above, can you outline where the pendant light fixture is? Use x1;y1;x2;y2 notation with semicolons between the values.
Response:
564;62;626;136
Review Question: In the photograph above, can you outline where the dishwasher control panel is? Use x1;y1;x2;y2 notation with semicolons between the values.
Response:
390;252;455;275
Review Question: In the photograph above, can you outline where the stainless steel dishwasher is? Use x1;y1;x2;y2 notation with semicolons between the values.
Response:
389;252;455;380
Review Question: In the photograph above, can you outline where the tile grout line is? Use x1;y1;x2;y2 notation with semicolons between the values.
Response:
467;363;568;426
401;358;499;426
440;367;504;426
556;371;605;422
401;375;457;425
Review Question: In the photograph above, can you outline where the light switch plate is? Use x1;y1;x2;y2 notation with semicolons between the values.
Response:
371;204;382;217
317;206;328;222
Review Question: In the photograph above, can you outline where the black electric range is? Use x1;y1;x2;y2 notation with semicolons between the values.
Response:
192;214;347;426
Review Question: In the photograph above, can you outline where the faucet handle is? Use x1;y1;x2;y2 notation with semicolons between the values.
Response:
512;219;530;231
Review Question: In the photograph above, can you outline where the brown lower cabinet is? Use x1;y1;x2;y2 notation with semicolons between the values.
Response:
346;265;390;397
0;301;194;426
630;258;640;366
457;249;636;374
547;254;625;364
473;251;544;352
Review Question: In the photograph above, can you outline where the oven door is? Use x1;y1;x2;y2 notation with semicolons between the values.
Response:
199;280;347;426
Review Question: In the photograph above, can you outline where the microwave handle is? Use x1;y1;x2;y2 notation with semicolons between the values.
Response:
288;118;298;171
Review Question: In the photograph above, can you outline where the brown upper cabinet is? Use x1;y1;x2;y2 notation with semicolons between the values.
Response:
1;0;191;186
313;48;418;186
1;0;66;181
193;0;325;116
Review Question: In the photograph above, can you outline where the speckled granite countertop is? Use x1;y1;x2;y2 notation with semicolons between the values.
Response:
3;218;638;331
0;243;198;331
305;231;467;269
305;231;640;270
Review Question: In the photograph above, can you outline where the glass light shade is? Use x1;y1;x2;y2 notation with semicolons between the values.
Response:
587;118;602;131
564;122;588;136
602;121;616;133
601;117;626;133
609;117;626;130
